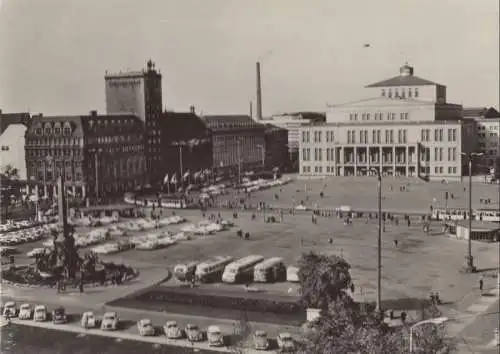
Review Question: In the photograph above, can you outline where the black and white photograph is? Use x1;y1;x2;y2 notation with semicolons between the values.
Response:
0;0;499;353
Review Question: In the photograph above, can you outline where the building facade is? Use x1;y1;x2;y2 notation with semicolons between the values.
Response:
105;60;163;184
160;109;213;181
0;124;28;180
264;124;289;170
25;112;145;200
259;112;325;171
464;107;500;170
299;64;476;180
202;115;265;174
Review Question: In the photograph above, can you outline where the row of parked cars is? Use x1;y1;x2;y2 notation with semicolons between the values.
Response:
2;302;296;352
0;223;57;246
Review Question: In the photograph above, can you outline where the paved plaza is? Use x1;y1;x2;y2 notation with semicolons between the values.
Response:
229;176;500;213
90;208;499;313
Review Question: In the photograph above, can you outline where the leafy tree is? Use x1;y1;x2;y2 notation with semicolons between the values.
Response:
1;164;20;181
298;251;353;309
295;252;455;353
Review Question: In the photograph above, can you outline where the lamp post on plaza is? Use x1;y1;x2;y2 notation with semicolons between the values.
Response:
44;155;53;198
461;152;483;272
257;144;265;170
364;166;383;314
94;148;103;203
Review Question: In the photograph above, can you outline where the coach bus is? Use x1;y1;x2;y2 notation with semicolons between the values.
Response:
253;257;286;283
222;255;265;284
173;261;200;282
194;256;234;283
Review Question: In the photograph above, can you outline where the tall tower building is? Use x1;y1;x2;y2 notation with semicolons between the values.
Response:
104;59;163;182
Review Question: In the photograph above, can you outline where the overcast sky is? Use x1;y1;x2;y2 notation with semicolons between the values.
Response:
0;0;498;116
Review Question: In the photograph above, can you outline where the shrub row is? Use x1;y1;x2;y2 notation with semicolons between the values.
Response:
137;289;303;315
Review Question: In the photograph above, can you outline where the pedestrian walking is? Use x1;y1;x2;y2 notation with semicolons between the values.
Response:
479;277;484;296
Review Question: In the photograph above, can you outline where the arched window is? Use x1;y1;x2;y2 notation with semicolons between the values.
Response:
381;89;385;97
44;123;52;135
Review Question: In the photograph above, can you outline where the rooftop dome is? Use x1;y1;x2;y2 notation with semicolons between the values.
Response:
400;63;414;77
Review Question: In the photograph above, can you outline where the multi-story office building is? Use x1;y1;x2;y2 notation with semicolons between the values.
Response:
105;60;163;184
264;124;289;170
160;108;213;180
25;112;145;200
259;112;325;171
202;115;265;174
299;64;476;180
464;107;500;169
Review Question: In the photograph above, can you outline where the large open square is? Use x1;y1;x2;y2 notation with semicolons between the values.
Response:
218;176;500;214
93;207;500;314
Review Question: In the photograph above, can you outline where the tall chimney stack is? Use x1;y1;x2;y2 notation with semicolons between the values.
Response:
256;62;263;120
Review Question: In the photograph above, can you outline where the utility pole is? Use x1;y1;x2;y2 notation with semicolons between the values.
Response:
94;152;99;202
179;144;183;177
376;169;382;313
237;139;241;185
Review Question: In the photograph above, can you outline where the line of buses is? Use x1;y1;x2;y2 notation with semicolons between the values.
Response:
173;255;300;284
431;208;500;222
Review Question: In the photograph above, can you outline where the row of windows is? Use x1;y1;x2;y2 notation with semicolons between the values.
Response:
381;87;419;99
1;146;9;151
33;125;72;136
430;147;457;161
27;149;81;157
27;138;82;146
302;148;414;163
434;166;458;174
349;112;409;121
347;129;408;144
420;128;458;142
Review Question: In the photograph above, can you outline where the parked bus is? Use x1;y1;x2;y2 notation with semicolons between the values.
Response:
286;265;300;283
222;255;265;284
194;256;234;283
253;257;286;283
173;261;199;282
475;208;500;222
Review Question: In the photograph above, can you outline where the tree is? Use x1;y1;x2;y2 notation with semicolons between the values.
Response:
1;164;20;181
298;251;353;309
296;252;455;353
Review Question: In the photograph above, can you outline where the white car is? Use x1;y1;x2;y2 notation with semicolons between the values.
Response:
253;330;270;350
18;303;33;320
33;305;48;322
2;301;17;318
163;320;183;339
137;319;155;336
277;332;295;352
101;312;119;331
81;311;97;329
207;325;224;347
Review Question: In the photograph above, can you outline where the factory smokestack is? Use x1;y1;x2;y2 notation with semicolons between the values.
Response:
256;61;263;120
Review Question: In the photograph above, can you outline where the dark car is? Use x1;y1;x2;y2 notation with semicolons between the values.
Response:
52;307;67;324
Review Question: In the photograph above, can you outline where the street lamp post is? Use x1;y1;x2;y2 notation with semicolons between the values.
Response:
461;152;483;272
364;167;383;313
237;139;242;185
257;144;265;169
409;317;449;353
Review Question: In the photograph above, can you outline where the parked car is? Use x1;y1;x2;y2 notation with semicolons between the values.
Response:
81;311;97;329
137;319;155;336
2;301;17;318
253;330;270;350
277;332;295;352
185;323;203;342
101;312;119;331
207;325;224;347
163;320;183;339
18;303;33;320
33;305;48;322
52;307;67;324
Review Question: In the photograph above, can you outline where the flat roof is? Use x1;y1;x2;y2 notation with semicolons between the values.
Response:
446;220;500;232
